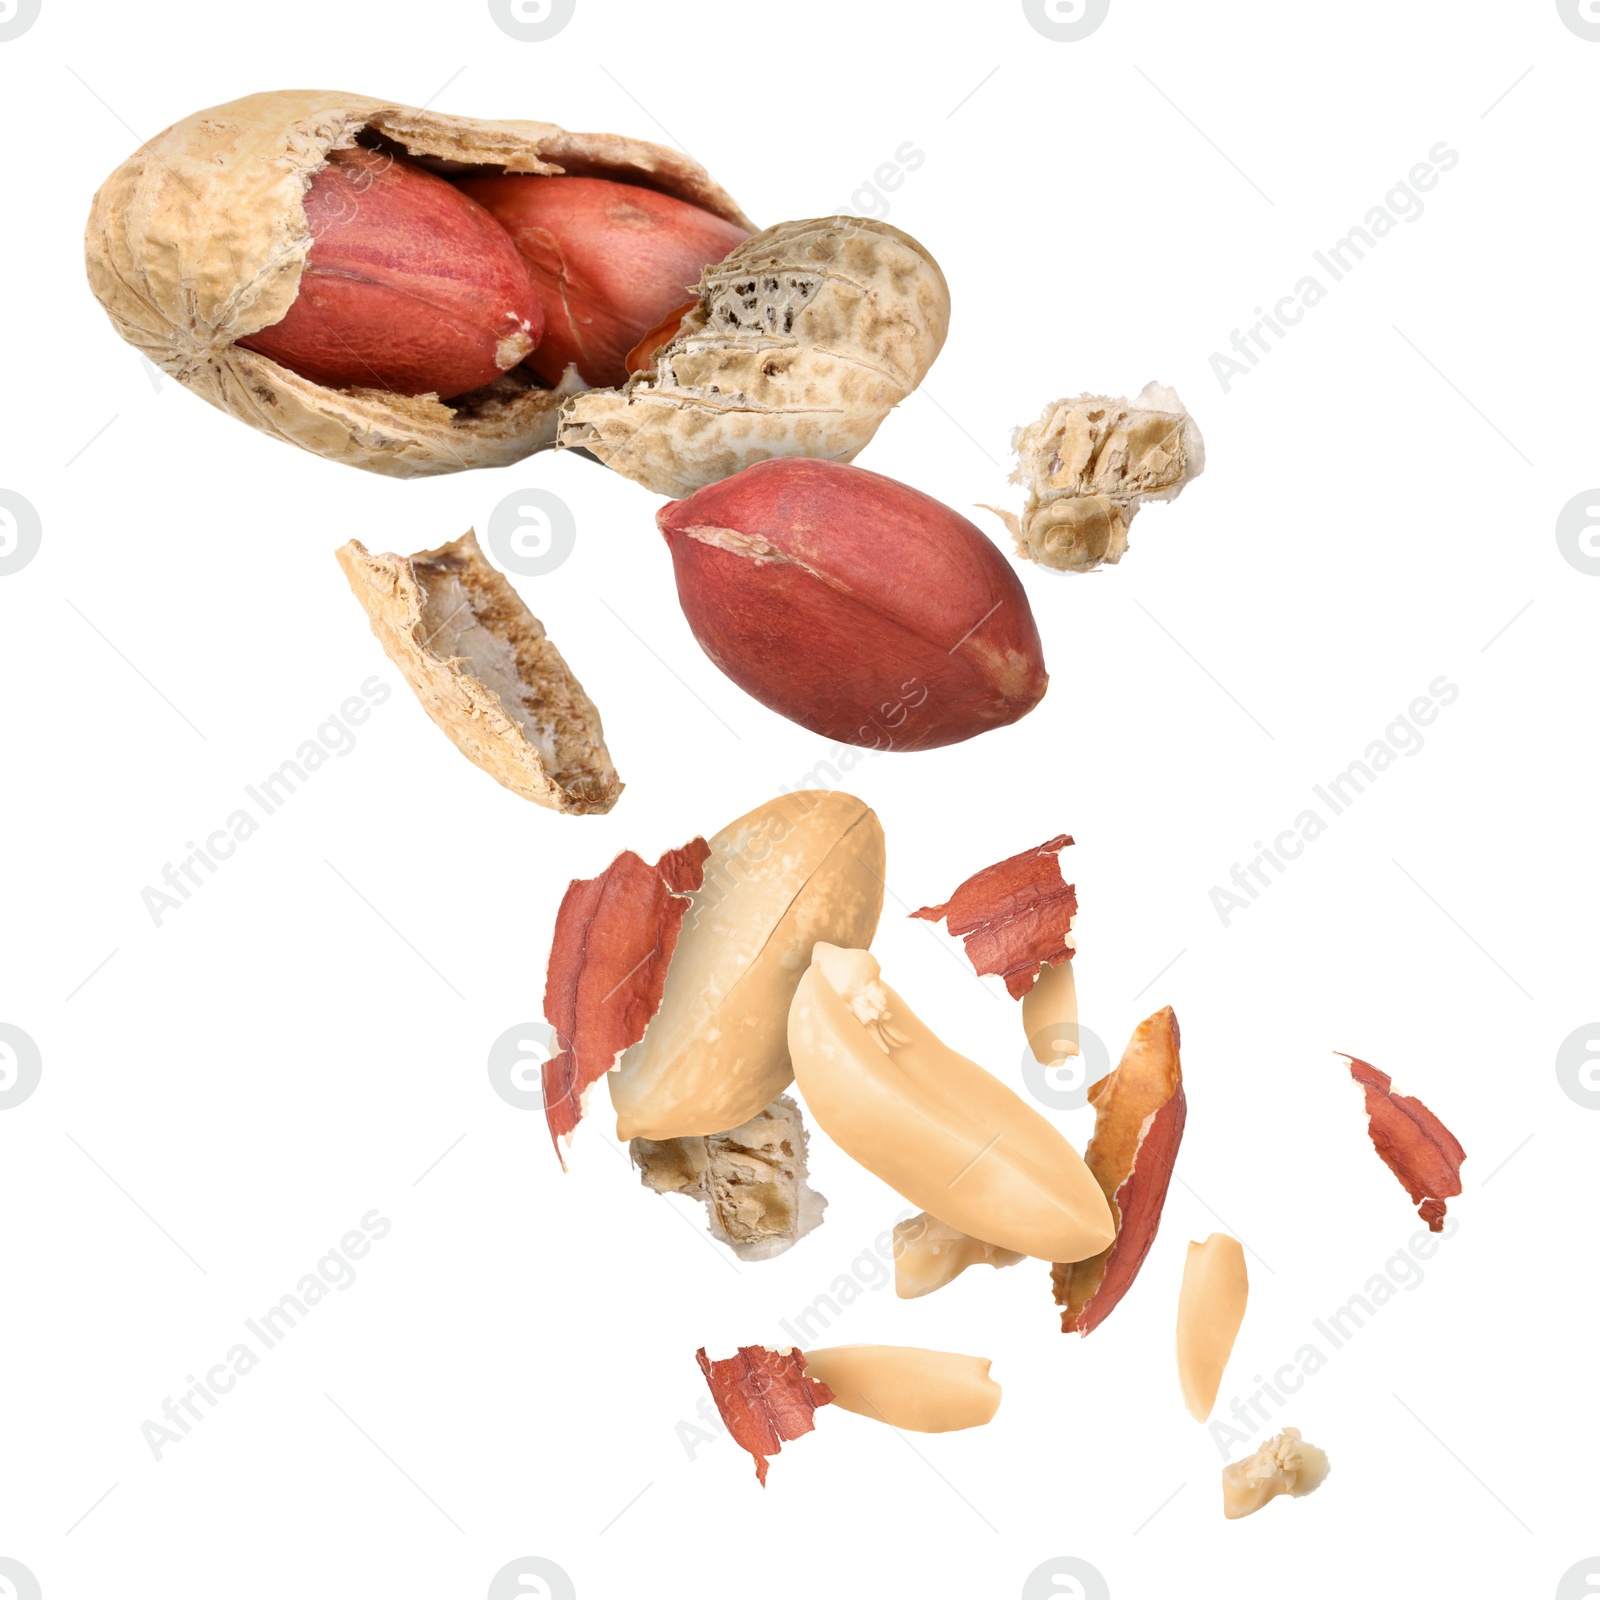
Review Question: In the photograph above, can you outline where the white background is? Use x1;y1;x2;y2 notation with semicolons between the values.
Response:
1;1;1596;1596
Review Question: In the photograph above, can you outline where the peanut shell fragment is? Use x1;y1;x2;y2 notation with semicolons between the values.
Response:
336;532;619;814
85;90;752;478
631;1094;825;1261
990;383;1205;573
788;945;1114;1262
609;792;885;1141
1053;1007;1187;1335
800;1346;1001;1433
561;218;951;498
1175;1233;1248;1423
1221;1429;1330;1520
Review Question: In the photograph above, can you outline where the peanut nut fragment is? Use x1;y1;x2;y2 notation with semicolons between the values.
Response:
337;532;619;814
800;1346;1001;1433
1221;1429;1330;1519
631;1094;824;1261
1053;1008;1187;1335
1023;957;1080;1063
989;382;1205;573
893;1213;1023;1300
787;945;1114;1262
1175;1233;1248;1422
609;793;885;1141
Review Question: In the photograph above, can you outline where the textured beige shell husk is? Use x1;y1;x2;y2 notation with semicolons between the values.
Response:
336;530;619;814
989;382;1206;573
559;217;952;498
84;89;753;479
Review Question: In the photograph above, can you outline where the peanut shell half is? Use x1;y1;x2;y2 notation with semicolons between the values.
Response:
336;531;619;814
560;218;951;498
84;90;752;478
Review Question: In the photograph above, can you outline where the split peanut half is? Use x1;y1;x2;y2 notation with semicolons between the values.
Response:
609;793;885;1140
787;945;1115;1262
801;1346;1001;1433
1176;1233;1249;1422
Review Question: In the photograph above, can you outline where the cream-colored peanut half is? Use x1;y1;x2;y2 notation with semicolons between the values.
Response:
893;1213;1023;1299
1221;1428;1330;1519
788;945;1115;1262
802;1346;1000;1433
1023;958;1079;1062
609;793;885;1140
1176;1233;1249;1422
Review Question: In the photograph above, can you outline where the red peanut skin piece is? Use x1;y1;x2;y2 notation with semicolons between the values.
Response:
1053;1007;1186;1335
659;458;1050;751
458;175;750;388
238;148;544;400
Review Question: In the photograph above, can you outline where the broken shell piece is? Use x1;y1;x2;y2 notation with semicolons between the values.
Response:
893;1213;1023;1299
1053;1007;1187;1335
560;217;950;499
988;383;1205;573
1339;1054;1466;1232
800;1346;1000;1433
632;1094;825;1261
1222;1428;1330;1520
696;1345;833;1486
543;839;710;1162
336;532;619;814
788;944;1114;1262
912;835;1077;999
609;792;885;1141
1176;1234;1249;1422
1023;957;1079;1063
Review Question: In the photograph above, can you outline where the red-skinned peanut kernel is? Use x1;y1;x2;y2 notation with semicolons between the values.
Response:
659;458;1050;750
457;175;750;388
238;147;544;400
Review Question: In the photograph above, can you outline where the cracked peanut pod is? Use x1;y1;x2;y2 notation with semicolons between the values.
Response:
336;532;619;814
989;382;1205;572
788;945;1115;1262
560;218;951;498
609;792;885;1140
84;89;751;478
